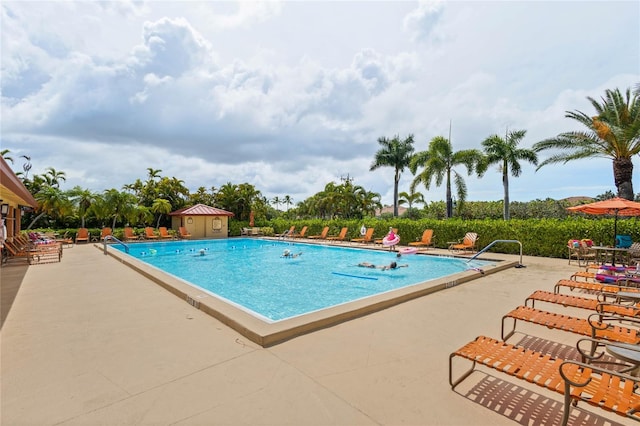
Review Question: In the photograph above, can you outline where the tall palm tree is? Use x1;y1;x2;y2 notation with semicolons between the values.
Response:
410;136;483;218
271;196;282;211
370;134;416;217
479;129;538;220
533;87;640;200
283;195;293;211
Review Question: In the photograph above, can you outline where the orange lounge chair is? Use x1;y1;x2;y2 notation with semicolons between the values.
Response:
501;305;640;344
448;232;477;253
449;335;640;425
144;227;159;239
100;227;112;240
408;229;434;249
526;290;640;318
123;227;137;241
178;226;192;239
554;278;640;295
276;226;295;238
351;227;374;244
4;239;62;265
326;227;348;242
159;227;173;239
307;226;329;240
291;226;308;238
75;228;90;244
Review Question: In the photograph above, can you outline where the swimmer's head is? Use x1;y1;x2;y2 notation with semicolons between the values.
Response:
283;249;291;256
390;261;397;269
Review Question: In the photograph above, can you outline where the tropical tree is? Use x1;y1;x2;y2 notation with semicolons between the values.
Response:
478;129;538;220
43;167;66;188
1;149;14;164
283;195;293;211
271;196;282;211
103;189;138;229
370;134;416;217
68;186;96;227
26;186;72;229
151;198;172;228
533;87;640;200
398;189;425;209
410;136;483;218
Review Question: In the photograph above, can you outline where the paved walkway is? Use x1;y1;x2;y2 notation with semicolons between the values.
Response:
0;244;632;425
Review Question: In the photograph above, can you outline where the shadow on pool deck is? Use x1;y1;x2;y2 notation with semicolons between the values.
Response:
1;243;634;426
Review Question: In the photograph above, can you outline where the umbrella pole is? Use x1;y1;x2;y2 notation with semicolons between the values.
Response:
612;212;618;265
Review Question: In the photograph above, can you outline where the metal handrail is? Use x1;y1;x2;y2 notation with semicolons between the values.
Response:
103;235;129;254
467;239;524;268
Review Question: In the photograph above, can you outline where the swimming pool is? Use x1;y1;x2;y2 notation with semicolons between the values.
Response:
113;238;493;321
106;238;518;347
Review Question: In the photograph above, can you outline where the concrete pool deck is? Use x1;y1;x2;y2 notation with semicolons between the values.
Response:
1;243;634;425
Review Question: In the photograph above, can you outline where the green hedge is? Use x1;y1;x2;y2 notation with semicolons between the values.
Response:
245;217;640;259
39;217;639;260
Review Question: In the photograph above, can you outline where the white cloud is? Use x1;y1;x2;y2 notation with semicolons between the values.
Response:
1;1;639;206
403;0;445;43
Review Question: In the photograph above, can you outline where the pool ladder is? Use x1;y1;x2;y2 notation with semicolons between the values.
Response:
467;239;524;268
103;235;130;254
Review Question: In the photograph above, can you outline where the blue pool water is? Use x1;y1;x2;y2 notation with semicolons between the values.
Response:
114;238;492;322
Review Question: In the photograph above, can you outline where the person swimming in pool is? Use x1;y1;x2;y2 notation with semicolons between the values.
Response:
282;249;302;258
357;261;408;270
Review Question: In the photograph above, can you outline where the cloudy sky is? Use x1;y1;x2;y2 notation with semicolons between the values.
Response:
2;1;639;207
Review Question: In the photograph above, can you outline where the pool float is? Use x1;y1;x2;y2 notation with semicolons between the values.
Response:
595;273;640;284
599;265;634;273
398;247;418;255
332;272;378;281
382;228;400;247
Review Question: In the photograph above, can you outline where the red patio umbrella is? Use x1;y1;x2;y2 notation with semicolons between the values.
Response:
567;197;640;247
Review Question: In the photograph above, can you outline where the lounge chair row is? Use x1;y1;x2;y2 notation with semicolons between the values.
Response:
2;234;63;265
73;227;192;243
273;226;439;250
450;272;640;425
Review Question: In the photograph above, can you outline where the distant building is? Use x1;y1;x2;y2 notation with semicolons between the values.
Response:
169;204;234;239
376;205;407;217
0;156;38;243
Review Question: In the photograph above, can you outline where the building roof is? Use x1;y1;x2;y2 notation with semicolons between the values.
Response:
169;203;234;217
0;156;37;208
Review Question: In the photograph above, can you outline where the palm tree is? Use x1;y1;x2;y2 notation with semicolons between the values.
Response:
151;198;172;228
533;87;640;200
271;196;282;211
398;189;425;209
68;186;96;227
1;149;14;164
370;135;416;217
410;136;483;218
26;186;71;229
283;195;293;211
43;167;66;188
479;129;538;220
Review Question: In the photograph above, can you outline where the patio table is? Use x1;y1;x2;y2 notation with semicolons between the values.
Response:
591;245;630;266
606;343;640;376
